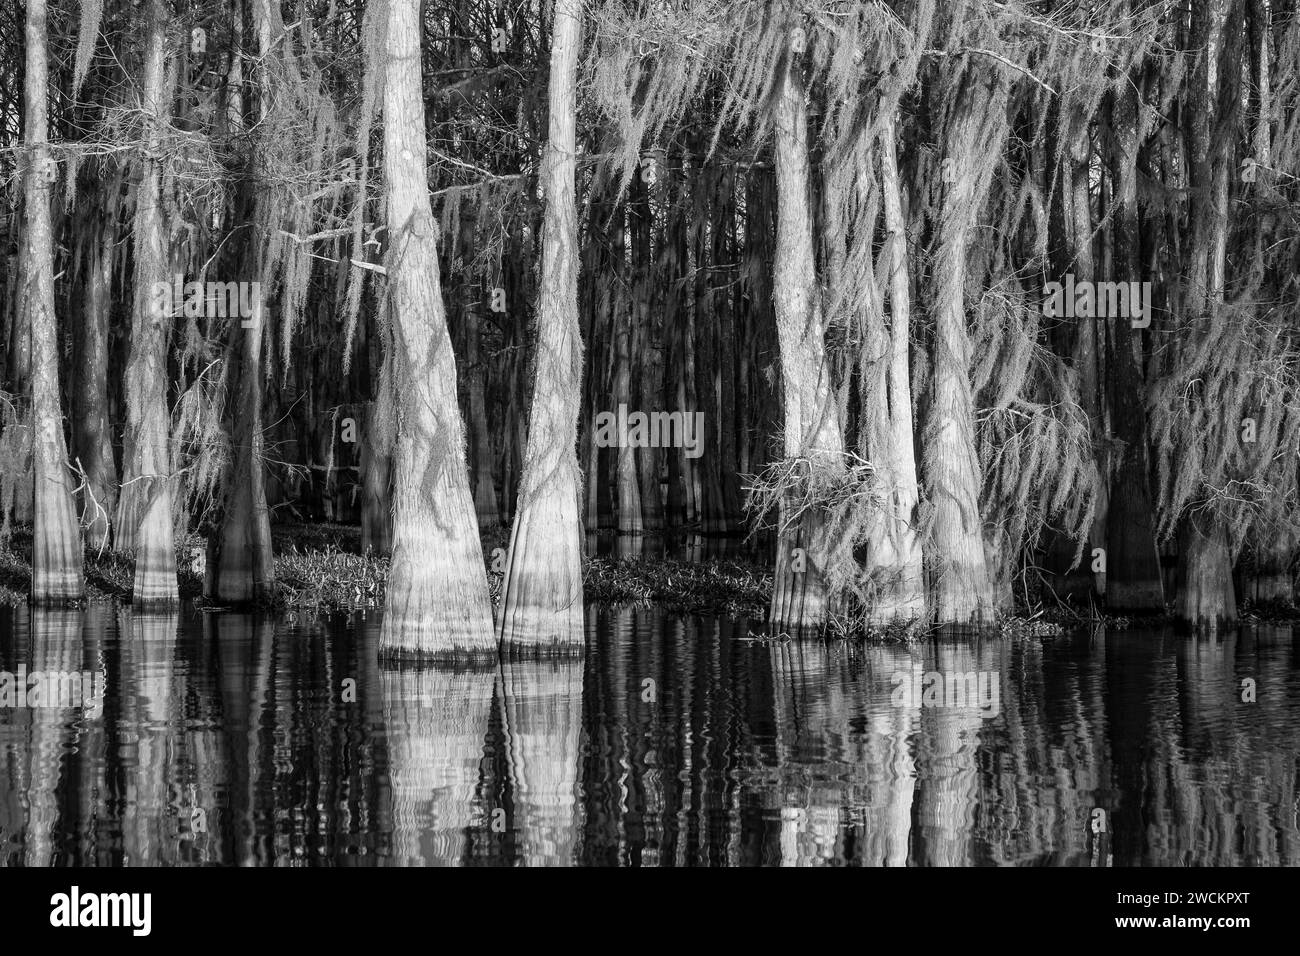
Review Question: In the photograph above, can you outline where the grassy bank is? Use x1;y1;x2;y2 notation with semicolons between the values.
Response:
0;523;771;620
4;523;1292;636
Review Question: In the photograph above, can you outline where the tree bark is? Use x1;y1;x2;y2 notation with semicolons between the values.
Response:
870;121;926;623
922;76;1004;625
1179;518;1237;628
360;401;393;555
25;0;85;603
611;201;643;535
466;305;499;529
73;198;118;551
768;43;844;631
116;0;177;606
377;0;495;659
208;0;275;604
498;0;584;652
1105;84;1165;614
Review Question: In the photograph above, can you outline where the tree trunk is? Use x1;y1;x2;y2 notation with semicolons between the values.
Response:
498;0;584;652
1172;1;1238;626
922;77;1004;625
208;320;274;603
116;0;177;606
611;202;643;536
208;0;275;604
1105;85;1164;614
869;122;926;623
768;43;844;631
630;170;663;532
1179;518;1236;628
1246;531;1295;603
377;0;495;659
466;305;499;529
360;400;392;555
25;0;84;603
73;201;118;551
1067;106;1108;598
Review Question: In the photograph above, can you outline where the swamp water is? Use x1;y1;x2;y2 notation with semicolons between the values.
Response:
0;603;1296;866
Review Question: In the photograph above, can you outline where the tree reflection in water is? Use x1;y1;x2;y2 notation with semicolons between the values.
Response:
0;604;1296;866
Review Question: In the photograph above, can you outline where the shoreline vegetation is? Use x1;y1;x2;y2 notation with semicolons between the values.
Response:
4;1;1300;656
3;523;1297;638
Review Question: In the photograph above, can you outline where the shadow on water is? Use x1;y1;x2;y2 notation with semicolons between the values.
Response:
0;603;1296;866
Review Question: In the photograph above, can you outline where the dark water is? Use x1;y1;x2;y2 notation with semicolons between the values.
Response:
0;603;1296;866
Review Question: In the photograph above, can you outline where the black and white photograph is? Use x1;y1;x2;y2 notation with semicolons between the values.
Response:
0;0;1293;936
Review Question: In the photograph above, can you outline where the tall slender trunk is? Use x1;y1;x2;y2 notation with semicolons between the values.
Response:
1175;0;1237;626
611;202;642;535
662;152;689;528
377;0;495;659
679;186;703;528
922;76;1005;625
714;169;743;530
466;306;499;529
116;0;177;605
73;200;118;551
26;0;84;603
208;317;274;602
1066;108;1108;597
871;122;925;622
630;171;663;532
498;0;584;651
768;42;843;631
209;0;275;604
1105;84;1165;614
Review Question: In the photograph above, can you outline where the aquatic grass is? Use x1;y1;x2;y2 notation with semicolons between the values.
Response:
0;520;1189;637
583;556;770;617
270;544;389;612
0;529;205;606
1238;598;1300;625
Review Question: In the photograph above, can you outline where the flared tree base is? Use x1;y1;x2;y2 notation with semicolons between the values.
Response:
769;518;834;634
499;486;585;656
1178;520;1237;629
379;537;498;661
129;493;178;607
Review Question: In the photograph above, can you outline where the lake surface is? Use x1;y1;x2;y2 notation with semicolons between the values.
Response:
0;603;1296;866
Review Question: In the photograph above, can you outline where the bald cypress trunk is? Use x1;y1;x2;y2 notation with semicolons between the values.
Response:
208;0;275;604
360;405;392;555
1065;106;1108;599
73;200;118;551
630;170;663;532
869;122;925;623
116;0;177;606
208;319;274;603
1105;84;1164;615
768;42;843;631
1179;518;1236;627
466;306;499;529
498;0;584;651
1174;0;1237;627
377;0;495;659
25;0;84;603
922;77;1005;625
611;201;643;536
